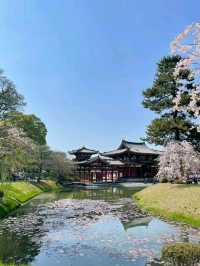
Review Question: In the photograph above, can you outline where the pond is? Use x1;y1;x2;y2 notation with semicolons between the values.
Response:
0;185;200;266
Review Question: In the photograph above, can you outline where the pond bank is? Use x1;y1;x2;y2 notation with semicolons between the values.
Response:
0;180;62;218
134;183;200;227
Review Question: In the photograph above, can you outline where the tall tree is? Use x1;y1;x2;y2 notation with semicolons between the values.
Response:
0;70;25;118
143;55;200;145
6;112;47;145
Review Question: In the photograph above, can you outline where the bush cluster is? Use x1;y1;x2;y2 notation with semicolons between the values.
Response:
161;243;200;266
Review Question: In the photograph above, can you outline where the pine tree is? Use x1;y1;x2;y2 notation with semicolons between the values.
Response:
143;55;200;146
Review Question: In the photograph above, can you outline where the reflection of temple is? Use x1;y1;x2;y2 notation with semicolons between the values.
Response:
69;140;160;183
68;186;134;201
123;217;152;231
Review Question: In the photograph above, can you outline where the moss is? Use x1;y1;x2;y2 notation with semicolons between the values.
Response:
161;243;200;266
134;183;200;227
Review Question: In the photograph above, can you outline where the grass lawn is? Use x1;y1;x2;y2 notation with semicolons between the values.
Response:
134;183;200;227
0;262;28;266
0;181;41;217
0;180;62;218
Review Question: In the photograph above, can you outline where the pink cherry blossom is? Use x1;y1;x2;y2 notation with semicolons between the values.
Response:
157;141;200;182
171;22;200;121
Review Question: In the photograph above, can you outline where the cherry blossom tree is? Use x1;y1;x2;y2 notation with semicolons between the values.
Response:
171;22;200;120
157;141;200;182
0;124;36;181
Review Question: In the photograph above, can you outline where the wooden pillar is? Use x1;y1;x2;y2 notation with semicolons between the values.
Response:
90;169;93;183
79;167;83;182
112;169;113;183
89;169;92;183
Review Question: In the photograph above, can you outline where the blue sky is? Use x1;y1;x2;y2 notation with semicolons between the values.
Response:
0;0;199;153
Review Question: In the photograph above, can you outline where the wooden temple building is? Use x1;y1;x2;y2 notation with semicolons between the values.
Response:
69;140;160;183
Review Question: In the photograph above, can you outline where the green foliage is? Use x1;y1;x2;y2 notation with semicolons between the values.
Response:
143;55;199;145
0;70;25;119
143;56;192;113
7;112;47;145
145;117;193;145
47;151;75;182
161;243;200;266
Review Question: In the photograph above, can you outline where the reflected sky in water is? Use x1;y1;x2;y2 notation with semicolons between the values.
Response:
0;186;199;266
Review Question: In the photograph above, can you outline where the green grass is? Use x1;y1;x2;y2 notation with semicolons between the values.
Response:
134;183;200;227
0;180;63;218
0;263;28;266
0;181;41;217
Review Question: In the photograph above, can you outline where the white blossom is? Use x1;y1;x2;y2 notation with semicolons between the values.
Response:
157;141;200;182
171;22;200;119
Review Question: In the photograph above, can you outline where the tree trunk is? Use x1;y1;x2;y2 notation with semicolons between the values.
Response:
173;110;180;141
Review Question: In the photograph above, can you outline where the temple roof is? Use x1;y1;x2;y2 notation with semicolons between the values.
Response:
103;140;161;156
69;146;98;155
76;154;124;166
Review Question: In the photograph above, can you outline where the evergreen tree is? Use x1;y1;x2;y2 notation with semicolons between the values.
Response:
143;55;200;146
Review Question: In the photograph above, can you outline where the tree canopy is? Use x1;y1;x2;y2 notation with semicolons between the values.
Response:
6;112;47;145
143;55;200;146
0;70;25;119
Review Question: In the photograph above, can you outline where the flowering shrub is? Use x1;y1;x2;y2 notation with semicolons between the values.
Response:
157;141;200;182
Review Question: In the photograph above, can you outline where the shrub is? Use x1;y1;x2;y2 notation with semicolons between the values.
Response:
0;191;4;198
161;243;200;266
160;177;168;183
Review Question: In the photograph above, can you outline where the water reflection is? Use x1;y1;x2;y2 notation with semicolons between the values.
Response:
0;229;41;264
0;186;199;266
0;212;45;264
59;186;141;201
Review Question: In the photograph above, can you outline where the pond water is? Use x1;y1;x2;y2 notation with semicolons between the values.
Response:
0;186;200;266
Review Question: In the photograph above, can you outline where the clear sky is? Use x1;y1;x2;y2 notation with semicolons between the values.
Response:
0;0;199;153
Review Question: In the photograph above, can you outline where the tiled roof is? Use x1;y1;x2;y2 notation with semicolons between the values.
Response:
69;146;98;155
102;148;127;156
103;140;161;156
77;154;124;166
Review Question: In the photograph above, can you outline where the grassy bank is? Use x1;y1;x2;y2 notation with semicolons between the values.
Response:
0;264;27;266
134;183;200;227
0;180;62;218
